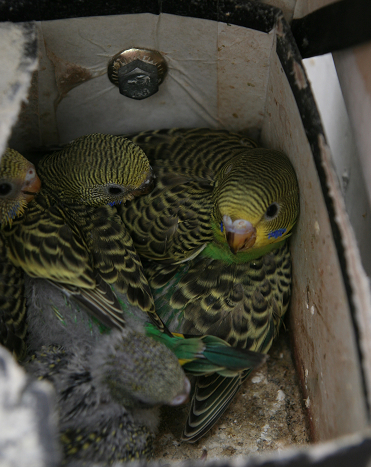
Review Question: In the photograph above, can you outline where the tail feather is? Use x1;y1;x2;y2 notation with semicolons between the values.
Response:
182;373;246;442
145;323;266;377
202;336;267;370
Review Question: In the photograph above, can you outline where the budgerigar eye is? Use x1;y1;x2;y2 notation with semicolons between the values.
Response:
108;186;124;195
0;182;12;196
265;202;279;219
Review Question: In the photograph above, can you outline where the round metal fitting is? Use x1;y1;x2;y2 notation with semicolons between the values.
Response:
107;48;167;100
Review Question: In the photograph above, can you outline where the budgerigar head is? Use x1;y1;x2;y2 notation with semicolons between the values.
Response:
38;134;154;207
91;329;190;409
0;148;41;227
212;148;299;256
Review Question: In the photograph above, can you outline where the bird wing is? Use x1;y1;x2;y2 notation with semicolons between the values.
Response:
0;233;27;360
4;195;95;288
125;127;258;175
146;242;292;441
3;196;132;330
87;204;167;332
47;273;126;331
182;372;245;442
120;167;215;263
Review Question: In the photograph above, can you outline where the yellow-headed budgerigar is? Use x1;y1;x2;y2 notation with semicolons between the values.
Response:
0;148;41;359
119;128;300;442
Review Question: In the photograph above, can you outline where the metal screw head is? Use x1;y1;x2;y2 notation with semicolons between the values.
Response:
118;60;158;100
108;48;167;100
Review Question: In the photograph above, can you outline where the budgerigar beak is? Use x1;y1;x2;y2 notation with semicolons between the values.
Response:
131;167;155;197
223;215;256;254
169;376;191;406
21;164;41;202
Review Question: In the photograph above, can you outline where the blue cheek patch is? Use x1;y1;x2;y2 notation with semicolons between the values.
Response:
268;228;286;239
108;201;122;207
10;205;18;219
220;221;223;233
9;202;22;220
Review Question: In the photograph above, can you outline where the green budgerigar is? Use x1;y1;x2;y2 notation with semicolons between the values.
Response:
0;148;41;360
119;128;300;442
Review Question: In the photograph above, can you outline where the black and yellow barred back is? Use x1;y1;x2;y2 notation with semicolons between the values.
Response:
120;127;257;263
0;235;27;359
147;242;291;352
122;169;215;262
120;128;299;264
127;127;258;175
4;194;93;288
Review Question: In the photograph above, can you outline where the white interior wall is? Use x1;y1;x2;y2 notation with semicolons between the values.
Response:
29;14;273;147
261;46;368;441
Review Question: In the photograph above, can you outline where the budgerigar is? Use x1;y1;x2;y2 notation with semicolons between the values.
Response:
27;328;191;463
119;128;300;442
0;148;41;360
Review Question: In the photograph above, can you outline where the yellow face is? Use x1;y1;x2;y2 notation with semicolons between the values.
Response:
218;200;296;253
213;149;299;254
0;149;41;226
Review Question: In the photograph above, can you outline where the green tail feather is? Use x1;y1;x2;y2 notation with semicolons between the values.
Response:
144;323;266;377
144;323;204;361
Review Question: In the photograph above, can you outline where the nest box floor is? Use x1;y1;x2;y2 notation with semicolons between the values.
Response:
154;330;309;462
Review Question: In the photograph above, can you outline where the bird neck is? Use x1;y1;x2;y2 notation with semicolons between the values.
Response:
202;238;286;264
42;189;96;249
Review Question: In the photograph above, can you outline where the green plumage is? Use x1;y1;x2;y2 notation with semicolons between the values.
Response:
0;149;41;360
146;242;291;349
120;128;257;262
25;272;266;380
145;242;291;441
144;323;266;377
120;128;300;442
1;135;268;464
